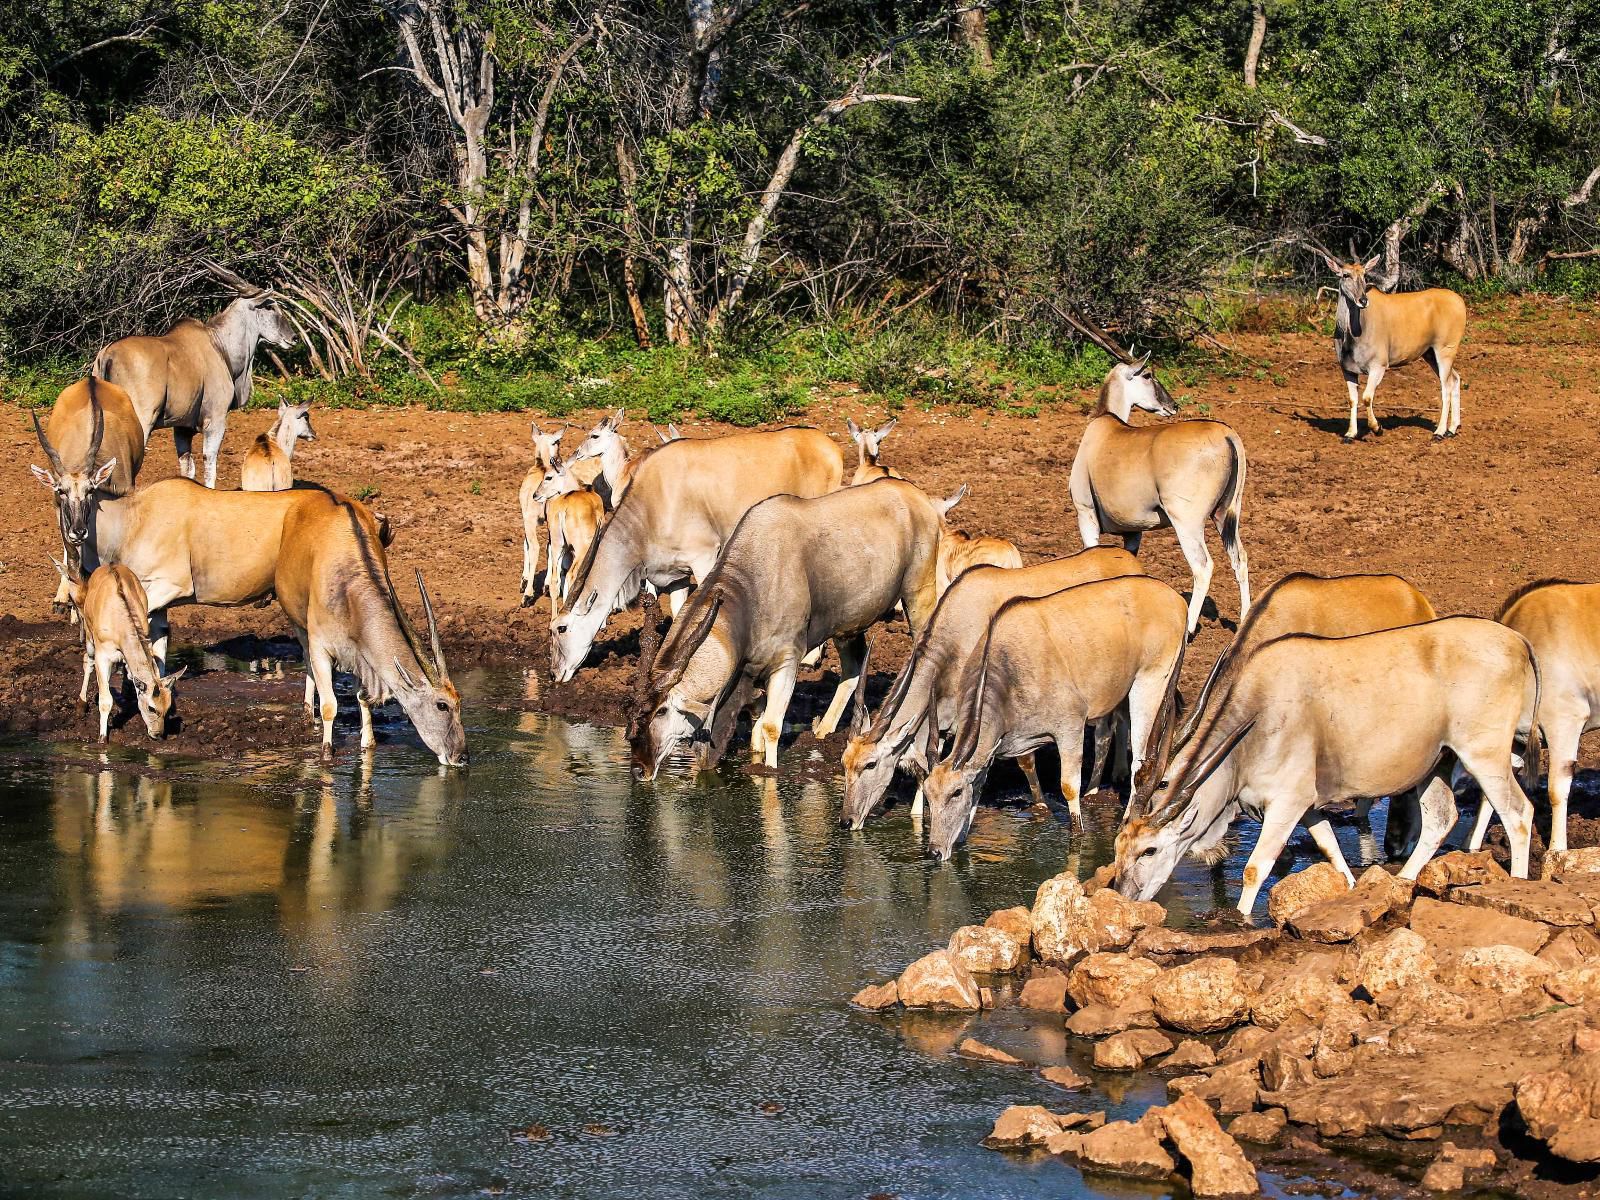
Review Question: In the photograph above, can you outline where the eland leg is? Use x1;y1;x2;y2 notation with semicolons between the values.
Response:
200;418;225;489
812;635;866;739
751;658;799;769
309;643;339;758
357;689;375;751
1019;753;1046;806
1306;819;1356;885
1053;728;1086;828
1342;372;1361;441
1460;757;1534;879
95;653;115;740
1237;799;1308;916
1538;708;1582;855
1399;774;1461;879
174;427;198;480
1171;518;1215;635
1361;364;1387;437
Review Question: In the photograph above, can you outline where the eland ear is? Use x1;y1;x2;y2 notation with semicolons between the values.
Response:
91;458;118;488
162;665;188;685
612;408;625;427
846;417;862;439
1363;254;1383;274
936;483;968;518
876;418;898;439
31;464;56;488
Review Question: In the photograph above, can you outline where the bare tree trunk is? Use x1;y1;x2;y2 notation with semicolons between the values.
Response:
955;7;993;70
1506;163;1600;270
1380;180;1444;289
663;194;698;347
709;83;920;329
1243;0;1267;88
615;135;653;349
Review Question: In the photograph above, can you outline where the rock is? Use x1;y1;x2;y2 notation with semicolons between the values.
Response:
1516;1054;1600;1150
1032;872;1092;965
1410;895;1550;958
1288;867;1412;944
1312;1004;1372;1079
985;905;1033;951
1068;953;1161;1009
1267;862;1351;926
1540;927;1600;970
897;949;982;1010
1452;879;1596;927
1050;1116;1176;1180
1018;972;1070;1012
1152;958;1253;1033
1352;927;1436;997
1030;872;1164;964
1084;864;1117;893
982;1104;1068;1150
1415;850;1508;896
957;1037;1027;1066
1066;997;1158;1037
1250;955;1352;1028
1039;1064;1090;1090
1094;1029;1175;1071
1544;848;1600;880
979;985;995;1009
1167;1039;1219;1070
1153;1094;1260;1197
949;924;1028;974
1178;1061;1261;1115
1260;1040;1316;1092
1228;1108;1286;1145
1378;978;1481;1026
1420;1160;1464;1191
1436;1142;1496;1172
1131;925;1281;959
1550;1120;1600;1163
850;980;899;1009
1546;964;1600;1005
1451;944;1554;995
1577;1029;1600;1054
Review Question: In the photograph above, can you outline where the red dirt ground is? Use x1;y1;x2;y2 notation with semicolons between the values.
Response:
3;296;1599;772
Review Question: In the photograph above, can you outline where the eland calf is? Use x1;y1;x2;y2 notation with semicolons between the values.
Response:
241;400;316;491
532;455;607;608
1114;618;1539;915
1070;359;1249;633
933;485;1022;596
847;418;902;485
54;561;185;741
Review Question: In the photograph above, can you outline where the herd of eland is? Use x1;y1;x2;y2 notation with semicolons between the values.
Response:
24;250;1595;914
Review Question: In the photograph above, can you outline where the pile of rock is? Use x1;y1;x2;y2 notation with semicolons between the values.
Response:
851;846;1600;1194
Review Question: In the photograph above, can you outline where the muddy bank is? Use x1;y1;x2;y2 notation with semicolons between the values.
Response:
854;848;1600;1198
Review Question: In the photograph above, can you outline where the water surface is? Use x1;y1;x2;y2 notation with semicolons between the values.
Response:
0;666;1369;1198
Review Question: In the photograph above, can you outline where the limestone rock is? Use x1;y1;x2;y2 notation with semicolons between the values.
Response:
1065;998;1158;1037
897;948;982;1010
957;1037;1026;1066
1546;964;1600;1005
983;1104;1067;1150
1178;1059;1261;1115
1153;1094;1261;1197
1267;862;1350;927
850;980;899;1009
949;924;1028;975
1544;847;1600;880
1132;925;1280;959
1032;872;1092;965
1018;972;1069;1012
1352;927;1436;997
1516;1054;1600;1156
1577;1029;1600;1054
1167;1039;1219;1070
1436;1142;1496;1172
1453;879;1596;927
1093;1029;1175;1071
1420;1160;1464;1191
1251;956;1352;1029
1415;850;1508;896
1039;1064;1090;1090
1410;895;1550;958
1451;944;1554;996
1540;927;1600;970
985;905;1034;951
1068;953;1161;1010
1152;957;1253;1033
1050;1116;1177;1180
1228;1108;1286;1145
1288;866;1411;944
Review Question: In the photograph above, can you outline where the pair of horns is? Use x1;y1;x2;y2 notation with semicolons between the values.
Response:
397;569;452;689
847;638;876;738
32;380;105;477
